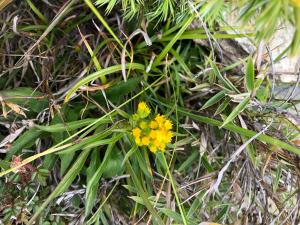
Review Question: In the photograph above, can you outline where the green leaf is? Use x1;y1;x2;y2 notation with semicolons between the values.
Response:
152;15;195;68
64;63;144;102
134;148;152;179
291;8;300;55
177;150;198;172
57;130;113;155
28;149;91;224
103;146;123;178
160;208;184;223
26;0;48;24
158;100;300;155
214;97;231;115
122;145;138;166
60;152;75;176
124;156;164;225
85;134;123;215
83;133;123;149
201;91;226;110
6;128;43;160
221;96;250;127
209;59;239;93
86;149;101;181
245;57;255;92
0;159;10;170
0;87;48;114
93;77;141;104
35;118;108;133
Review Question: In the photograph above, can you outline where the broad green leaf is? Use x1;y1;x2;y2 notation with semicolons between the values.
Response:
60;152;75;176
103;146;123;178
6;128;44;160
93;77;141;104
245;57;255;92
0;159;10;170
0;87;48;114
221;96;250;127
201;91;226;110
86;149;101;181
85;134;123;215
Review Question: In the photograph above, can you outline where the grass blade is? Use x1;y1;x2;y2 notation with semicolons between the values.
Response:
28;149;91;224
83;0;124;49
201;91;226;110
85;134;123;215
152;15;195;68
64;63;145;102
209;59;239;93
245;56;255;92
156;100;300;155
35;118;105;132
221;96;250;128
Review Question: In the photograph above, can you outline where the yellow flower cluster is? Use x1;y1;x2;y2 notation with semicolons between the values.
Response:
291;0;300;7
132;102;173;153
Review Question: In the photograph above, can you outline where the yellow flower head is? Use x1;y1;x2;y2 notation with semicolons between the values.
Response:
150;120;158;129
131;102;173;153
164;120;173;130
132;128;141;138
149;130;157;139
137;102;151;118
141;137;150;145
155;114;165;125
135;137;142;146
149;145;157;153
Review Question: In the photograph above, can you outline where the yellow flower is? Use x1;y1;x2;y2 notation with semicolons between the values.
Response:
131;102;173;153
132;128;141;138
141;137;150;145
135;137;142;146
137;102;151;118
149;145;157;153
155;114;165;126
150;120;158;129
165;131;173;143
291;0;300;7
149;130;157;139
164;120;173;130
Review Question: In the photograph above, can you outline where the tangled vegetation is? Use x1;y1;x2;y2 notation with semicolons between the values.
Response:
0;0;300;224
